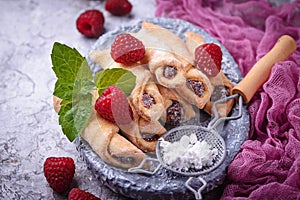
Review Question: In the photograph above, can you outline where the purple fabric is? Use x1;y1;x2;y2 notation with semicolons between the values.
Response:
155;0;300;199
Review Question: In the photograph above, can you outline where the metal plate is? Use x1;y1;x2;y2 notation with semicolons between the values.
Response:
75;17;250;200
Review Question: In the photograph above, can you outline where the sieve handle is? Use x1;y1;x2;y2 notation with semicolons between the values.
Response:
232;35;297;104
185;177;207;200
128;157;161;175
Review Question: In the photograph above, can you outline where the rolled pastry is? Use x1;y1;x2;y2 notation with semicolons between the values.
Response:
204;72;234;117
89;48;147;70
184;31;234;116
53;92;146;169
175;68;213;109
139;21;194;64
131;21;193;88
130;77;164;122
81;108;146;169
185;31;205;55
118;105;166;153
157;85;195;126
145;49;188;88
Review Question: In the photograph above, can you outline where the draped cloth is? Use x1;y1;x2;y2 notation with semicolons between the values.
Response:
155;0;300;199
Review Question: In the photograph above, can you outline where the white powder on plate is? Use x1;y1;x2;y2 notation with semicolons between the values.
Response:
160;134;218;171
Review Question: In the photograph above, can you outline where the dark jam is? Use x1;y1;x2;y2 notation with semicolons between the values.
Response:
186;79;205;97
141;133;160;142
163;66;177;79
142;93;156;108
166;100;184;126
211;85;230;102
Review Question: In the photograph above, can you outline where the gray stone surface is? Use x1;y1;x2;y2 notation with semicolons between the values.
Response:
0;0;155;199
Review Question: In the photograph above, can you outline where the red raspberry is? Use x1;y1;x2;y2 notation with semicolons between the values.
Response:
105;0;132;16
43;157;75;193
95;85;133;125
195;43;222;77
110;33;145;65
76;10;105;38
68;188;100;200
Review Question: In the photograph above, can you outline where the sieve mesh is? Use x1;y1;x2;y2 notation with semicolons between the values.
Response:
156;125;226;176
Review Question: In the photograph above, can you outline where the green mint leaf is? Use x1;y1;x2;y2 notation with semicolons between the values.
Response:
52;42;85;100
95;68;136;96
51;42;94;142
58;99;77;141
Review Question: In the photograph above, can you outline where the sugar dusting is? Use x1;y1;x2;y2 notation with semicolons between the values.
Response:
160;134;217;171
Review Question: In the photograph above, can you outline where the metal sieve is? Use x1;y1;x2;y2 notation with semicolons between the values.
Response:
129;35;296;200
156;125;226;176
129;94;243;200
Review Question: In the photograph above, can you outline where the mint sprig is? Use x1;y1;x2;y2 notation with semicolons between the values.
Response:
95;68;136;96
51;43;137;142
51;42;94;142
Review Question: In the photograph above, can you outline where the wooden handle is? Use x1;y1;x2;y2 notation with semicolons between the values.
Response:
232;35;297;104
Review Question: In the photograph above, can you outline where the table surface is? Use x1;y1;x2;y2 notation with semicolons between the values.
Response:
0;1;223;199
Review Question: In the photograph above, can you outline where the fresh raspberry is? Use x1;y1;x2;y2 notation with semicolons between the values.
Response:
43;157;75;193
68;188;100;200
105;0;132;16
76;10;105;38
110;33;145;65
95;85;133;125
195;43;222;77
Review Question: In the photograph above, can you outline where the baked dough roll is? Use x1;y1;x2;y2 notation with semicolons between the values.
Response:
204;72;234;117
130;79;164;122
118;114;166;153
131;21;194;88
53;92;146;169
184;31;234;116
175;68;213;109
140;21;194;64
114;99;165;153
185;31;205;55
81;109;146;169
157;85;195;126
145;49;189;88
90;48;146;70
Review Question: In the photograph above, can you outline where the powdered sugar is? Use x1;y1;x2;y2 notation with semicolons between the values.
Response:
160;134;217;171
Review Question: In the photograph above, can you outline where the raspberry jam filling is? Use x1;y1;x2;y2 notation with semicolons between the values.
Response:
211;85;230;102
186;79;205;97
163;66;177;79
141;133;160;142
166;100;184;126
142;93;156;108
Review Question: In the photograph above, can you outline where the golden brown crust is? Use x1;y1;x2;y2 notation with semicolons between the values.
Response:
140;21;194;64
157;85;195;124
204;71;235;117
184;31;235;117
145;49;188;88
175;68;213;109
53;91;147;169
185;31;205;56
138;118;166;136
89;49;147;69
132;21;195;88
130;79;164;122
118;118;164;153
